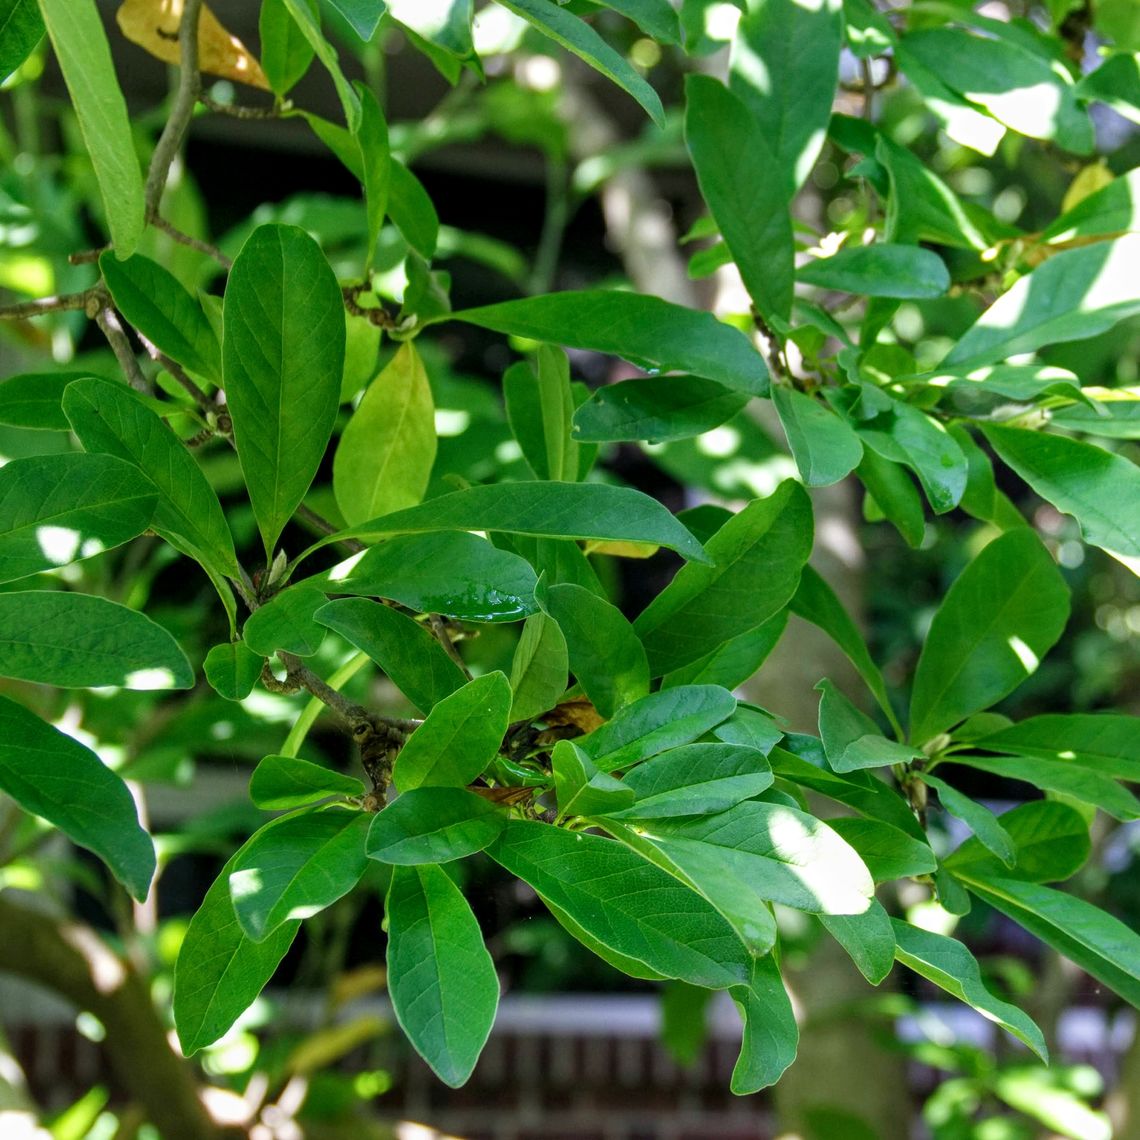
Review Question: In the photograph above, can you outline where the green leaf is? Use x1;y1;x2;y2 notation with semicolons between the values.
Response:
821;901;896;985
0;695;154;901
594;0;678;43
0;452;157;583
729;0;841;195
308;481;710;564
503;345;579;481
552;741;634;820
1043;166;1140;243
975;713;1140;779
816;679;921;773
315;598;466;713
539;581;649;718
0;371;85;431
1077;52;1140;125
612;742;773;819
326;0;385;40
729;956;798;1094
0;591;192;689
796;244;950;299
660;981;712;1067
333;343;436;527
712;705;784;754
908;529;1070;745
856;444;926;548
495;0;665;125
0;0;43;82
229;810;370;941
920;773;1016;868
891;920;1048;1061
824;817;936;881
354;83;390;273
280;0;362;128
204;641;264;702
943;238;1140;370
661;612;787;692
791;566;899;734
389;160;439;257
634;481;812;675
260;0;316;95
950;421;1027;530
244;585;328;658
321;532;538;623
773;387;863;487
572;375;748;444
173;856;299;1055
386;0;475;58
63;377;240;579
450;291;768;397
509;612;568;720
617;800;875;916
38;0;144;254
223;223;345;556
577;684;737;771
983;425;1140;577
684;74;794;325
392;672;512;791
249;755;365;810
944;800;1090;884
367;787;506;864
1050;398;1140;440
489;820;752;989
386;864;499;1088
98;252;221;383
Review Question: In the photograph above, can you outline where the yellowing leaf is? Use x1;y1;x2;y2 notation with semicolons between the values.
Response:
117;0;269;91
584;540;660;559
1061;161;1114;214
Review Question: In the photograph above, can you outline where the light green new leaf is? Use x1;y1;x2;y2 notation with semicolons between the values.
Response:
920;772;1015;868
509;612;568;721
223;224;345;556
450;291;768;397
38;0;144;254
824;817;936;881
310;481;710;564
797;244;950;299
203;641;264;702
367;787;506;864
496;0;664;125
387;0;475;58
174;865;298;1056
99;252;221;383
729;0;842;195
490;820;752;989
315;598;466;713
260;0;316;95
0;695;154;901
244;585;327;658
821;901;896;985
504;346;579;481
975;713;1140;780
944;237;1140;370
0;452;157;583
334;343;435;526
577;685;737;771
984;425;1140;577
892;920;1048;1060
230;810;370;941
816;679;921;773
773;387;863;487
539;581;648;718
685;74;794;325
0;591;192;689
280;0;362;128
392;672;511;791
612;742;773;819
635;481;812;676
63;378;240;578
322;531;538;623
729;956;798;1094
909;529;1070;746
552;740;634;819
0;0;43;82
249;755;365;810
386;864;499;1088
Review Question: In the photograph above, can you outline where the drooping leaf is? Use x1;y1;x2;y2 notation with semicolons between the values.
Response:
984;425;1140;577
449;291;768;397
0;452;157;583
891;920;1048;1061
856;448;926;548
389;160;440;257
229;810;370;941
635;481;812;675
684;74;794;325
0;695;154;901
385;864;499;1088
503;346;579;481
0;591;193;689
392;672;512;791
821;900;896;985
367;787;507;864
223;223;345;556
908;529;1070;746
796;244;950;299
728;955;798;1094
509;612;569;721
249;755;365;810
203;641;264;701
39;0;144;254
773;386;863;487
315;598;466;713
920;772;1016;868
0;0;43;83
816;679;921;773
243;585;327;658
260;0;316;95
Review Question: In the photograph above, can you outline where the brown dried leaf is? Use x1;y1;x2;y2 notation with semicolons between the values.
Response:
543;696;605;735
117;0;269;91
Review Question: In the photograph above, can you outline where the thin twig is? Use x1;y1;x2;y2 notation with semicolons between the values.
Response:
149;215;232;269
69;244;112;266
861;57;876;123
429;614;473;680
94;305;150;394
0;288;99;320
145;0;204;217
134;330;213;411
199;94;280;120
295;504;366;554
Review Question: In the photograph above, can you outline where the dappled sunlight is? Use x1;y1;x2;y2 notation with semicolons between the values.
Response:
35;525;104;567
122;666;181;691
963;81;1060;142
1007;635;1039;673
